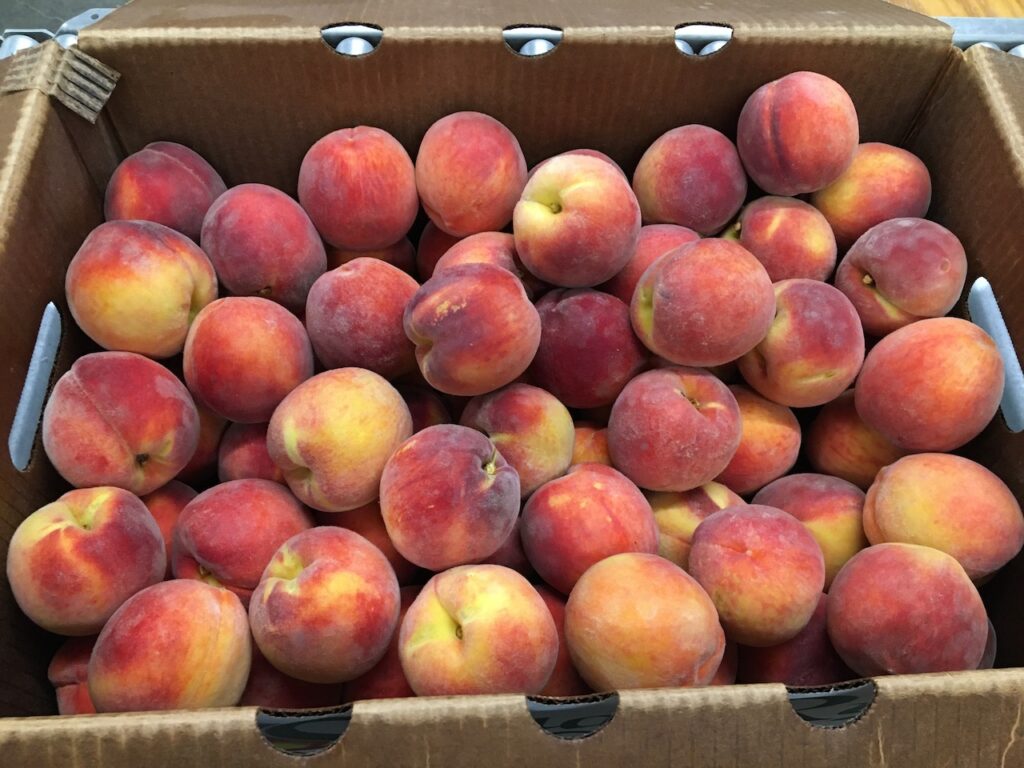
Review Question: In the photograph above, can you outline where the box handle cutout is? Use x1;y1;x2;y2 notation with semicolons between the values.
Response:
8;302;61;472
255;706;350;756
968;278;1024;432
526;692;618;740
675;24;734;57
787;680;876;728
503;27;562;57
321;24;382;57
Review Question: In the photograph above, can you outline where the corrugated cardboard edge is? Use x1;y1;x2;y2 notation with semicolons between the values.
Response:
0;42;119;124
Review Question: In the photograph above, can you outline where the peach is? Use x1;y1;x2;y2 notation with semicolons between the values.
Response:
380;425;519;570
298;126;418;250
598;224;701;305
240;645;344;708
649;482;745;570
460;384;574;497
631;239;775;367
811;143;932;248
737;71;859;195
479;517;534;578
863;453;1024;581
89;580;251;712
432;231;547;299
565;553;725;690
66;220;217;358
834;218;967;337
404;262;541;396
689;505;826;646
737;594;854;686
738;279;865;408
805;390;908;490
572;423;611;467
250;527;400;683
723;196;837;282
711;642;738;685
326;237;416;276
416;111;527;236
855;317;1004;451
201;183;326;312
342;586;419;702
48;636;97;715
529;289;648;408
218;422;284;484
521;463;658;594
42;352;200;495
176;402;228;485
416;221;461;280
317;502;421;586
535;586;591;696
305;258;419;378
715;385;801;495
826;543;988;675
398;565;557;695
104;141;226;240
172;479;314;604
607;367;742;492
140;480;198;577
530;149;625;179
398;385;451;432
753;474;868;589
514;154;640;287
184;297;314;423
632;125;747;235
267;368;412;512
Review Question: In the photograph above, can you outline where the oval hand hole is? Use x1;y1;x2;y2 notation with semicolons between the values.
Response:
675;24;734;56
256;706;351;756
527;692;618;740
503;26;563;57
787;680;876;728
321;23;383;57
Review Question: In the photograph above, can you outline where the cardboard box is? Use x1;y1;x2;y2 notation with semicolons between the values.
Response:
1;1;1023;764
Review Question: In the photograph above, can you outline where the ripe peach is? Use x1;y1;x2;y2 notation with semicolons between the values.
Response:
342;586;419;702
565;553;725;690
530;149;625;179
827;543;988;675
399;565;557;695
514;154;640;287
607;367;742;492
689;505;826;646
715;385;801;495
326;237;416;276
855;317;1004;451
479;517;534;578
240;645;343;709
835;218;967;337
432;231;547;298
305;258;419;379
535;586;591;696
416;221;461;280
631;239;775;367
416;112;527;237
89;580;251;711
572;423;611;467
66;220;217;358
249;527;400;683
711;642;738;685
298;126;418;250
184;297;314;423
172;479;314;605
42;351;200;495
48;636;97;715
141;480;197;577
753;474;867;589
737;71;859;195
404;262;541;396
723;196;837;282
738;279;864;408
104;141;226;240
521;463;658;595
863;453;1024;580
649;482;745;570
267;368;412;512
175;402;227;485
218;422;284;484
529;289;648;408
380;425;519;570
812;143;932;249
317;502;421;586
398;385;451;432
598;224;701;305
632;125;747;235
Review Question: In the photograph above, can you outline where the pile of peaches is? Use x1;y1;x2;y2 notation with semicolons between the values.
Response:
13;70;1018;716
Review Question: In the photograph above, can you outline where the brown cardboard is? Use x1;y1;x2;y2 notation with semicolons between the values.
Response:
0;0;1023;764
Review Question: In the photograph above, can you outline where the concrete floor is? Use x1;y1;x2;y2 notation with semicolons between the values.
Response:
1;1;119;34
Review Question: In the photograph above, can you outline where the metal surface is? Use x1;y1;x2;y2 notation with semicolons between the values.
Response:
8;303;62;472
939;16;1024;49
968;278;1024;433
